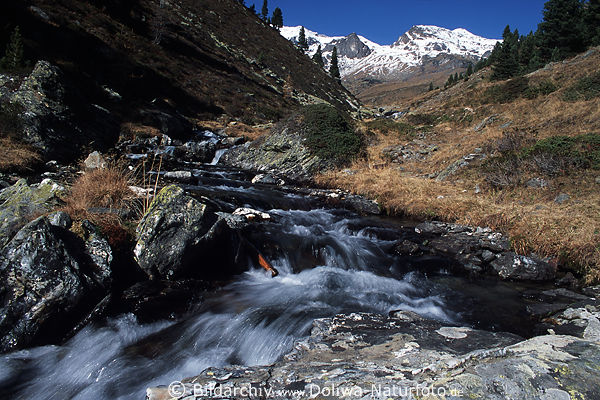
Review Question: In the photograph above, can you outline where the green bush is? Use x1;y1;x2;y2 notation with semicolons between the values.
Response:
405;113;437;126
523;80;558;99
562;72;600;102
483;76;530;104
522;133;600;172
365;119;415;137
302;104;363;164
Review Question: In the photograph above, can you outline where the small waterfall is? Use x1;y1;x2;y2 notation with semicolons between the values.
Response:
210;148;228;165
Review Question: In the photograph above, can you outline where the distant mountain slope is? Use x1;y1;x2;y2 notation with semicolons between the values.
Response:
281;25;499;104
1;0;357;128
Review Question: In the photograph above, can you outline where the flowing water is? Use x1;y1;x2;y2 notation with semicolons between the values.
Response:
0;162;545;400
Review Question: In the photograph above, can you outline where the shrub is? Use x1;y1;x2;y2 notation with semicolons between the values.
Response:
483;155;522;188
302;104;364;164
0;137;41;172
562;72;600;102
483;76;530;104
523;80;558;99
365;119;415;137
522;133;600;173
405;113;437;126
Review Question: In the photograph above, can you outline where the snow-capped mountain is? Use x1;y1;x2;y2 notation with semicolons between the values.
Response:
280;25;500;82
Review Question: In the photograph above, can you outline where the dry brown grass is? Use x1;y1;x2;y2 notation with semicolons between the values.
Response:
63;166;135;223
120;122;162;140
325;49;600;283
0;137;42;173
223;121;271;141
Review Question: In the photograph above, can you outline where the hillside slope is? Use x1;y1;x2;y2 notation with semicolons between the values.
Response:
1;0;357;129
320;47;600;282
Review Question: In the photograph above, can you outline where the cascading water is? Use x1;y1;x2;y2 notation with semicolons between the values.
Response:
0;161;541;400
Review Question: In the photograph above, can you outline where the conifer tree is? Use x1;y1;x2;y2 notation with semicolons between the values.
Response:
584;0;600;46
0;26;25;72
261;0;268;21
329;46;340;81
491;25;520;80
466;63;473;76
312;45;324;67
453;72;459;82
428;82;434;91
298;26;309;52
249;4;256;14
271;7;283;30
537;0;585;61
518;31;536;73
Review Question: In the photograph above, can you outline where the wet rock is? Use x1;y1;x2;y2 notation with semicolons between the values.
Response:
134;185;243;280
490;253;555;281
251;173;285;186
47;211;72;229
138;108;192;139
150;312;600;400
178;140;216;163
232;208;271;222
0;216;111;352
83;151;107;170
409;221;553;281
0;178;65;248
81;220;113;288
163;170;194;183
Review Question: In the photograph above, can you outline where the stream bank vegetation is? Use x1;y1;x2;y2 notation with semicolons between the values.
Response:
318;46;600;283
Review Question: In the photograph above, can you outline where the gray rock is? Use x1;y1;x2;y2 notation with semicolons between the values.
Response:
595;176;600;184
221;121;333;183
163;170;194;182
473;114;499;132
490;253;555;281
554;193;570;204
47;211;72;229
481;249;496;262
134;185;243;281
0;178;65;248
148;312;600;400
179;140;216;163
526;177;548;188
0;216;111;351
83;151;107;170
81;220;113;288
251;173;285;186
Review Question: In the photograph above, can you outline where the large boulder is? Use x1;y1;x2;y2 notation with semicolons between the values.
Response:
134;185;244;280
0;178;65;249
6;61;118;161
0;216;112;352
221;120;331;183
148;312;600;400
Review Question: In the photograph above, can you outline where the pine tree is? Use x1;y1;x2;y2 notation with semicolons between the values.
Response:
453;72;459;82
466;63;473;76
261;0;268;21
518;31;536;73
428;82;434;91
492;25;520;80
298;26;309;52
329;46;340;81
312;45;324;67
271;7;283;30
249;4;256;14
537;0;586;62
584;0;600;46
0;26;25;72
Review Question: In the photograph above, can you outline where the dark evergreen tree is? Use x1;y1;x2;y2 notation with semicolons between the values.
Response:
491;25;520;80
518;31;537;73
249;4;256;13
329;46;340;81
537;0;586;61
261;0;268;21
312;45;324;67
445;73;454;87
466;63;473;76
271;7;283;30
453;72;459;82
298;26;309;52
584;0;600;46
428;82;434;91
0;26;25;72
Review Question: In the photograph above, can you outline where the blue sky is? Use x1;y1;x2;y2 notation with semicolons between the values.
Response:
247;0;548;44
